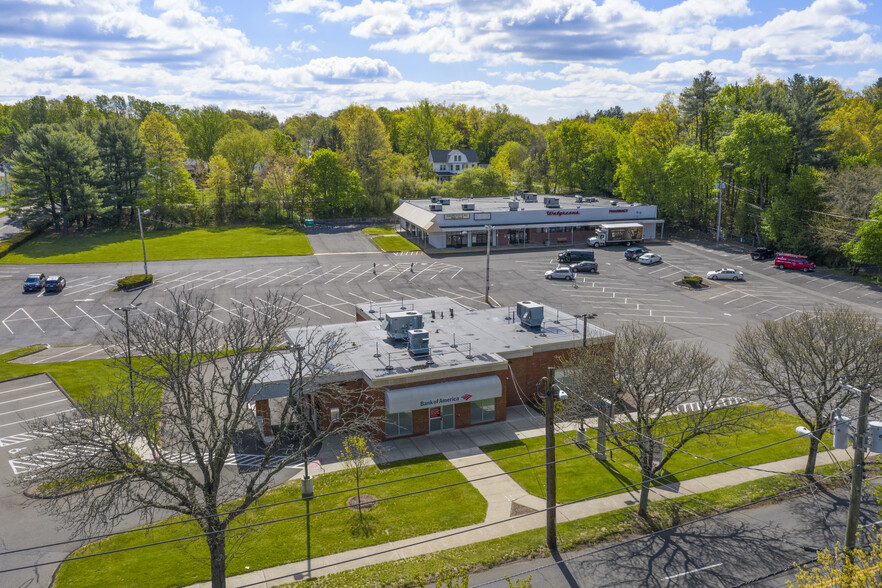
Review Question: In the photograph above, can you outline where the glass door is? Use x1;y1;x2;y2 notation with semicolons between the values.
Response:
429;404;455;433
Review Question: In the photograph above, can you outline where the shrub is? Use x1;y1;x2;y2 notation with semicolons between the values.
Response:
682;275;703;286
0;222;47;258
117;274;153;291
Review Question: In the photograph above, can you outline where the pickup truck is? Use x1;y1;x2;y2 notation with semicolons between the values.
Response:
750;247;775;261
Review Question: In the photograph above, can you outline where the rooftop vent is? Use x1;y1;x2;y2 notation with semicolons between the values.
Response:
462;203;475;211
430;196;440;203
523;192;538;203
508;200;519;211
544;197;560;208
429;204;443;212
516;301;544;328
382;311;423;340
610;200;618;206
441;198;451;205
407;329;430;357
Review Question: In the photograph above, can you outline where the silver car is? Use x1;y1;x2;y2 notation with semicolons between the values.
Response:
706;268;744;281
545;267;575;280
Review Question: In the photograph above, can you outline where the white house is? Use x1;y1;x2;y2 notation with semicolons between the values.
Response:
429;149;479;181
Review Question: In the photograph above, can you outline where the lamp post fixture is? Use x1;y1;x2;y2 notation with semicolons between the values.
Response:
137;208;151;277
114;303;141;394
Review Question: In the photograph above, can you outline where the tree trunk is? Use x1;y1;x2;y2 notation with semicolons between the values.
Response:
638;469;651;518
804;434;819;477
207;529;227;588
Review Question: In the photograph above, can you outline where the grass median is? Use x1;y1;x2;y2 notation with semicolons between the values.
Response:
0;226;312;264
286;463;845;588
482;406;815;503
54;454;486;588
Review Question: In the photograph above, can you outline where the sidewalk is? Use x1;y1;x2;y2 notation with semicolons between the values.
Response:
187;407;847;588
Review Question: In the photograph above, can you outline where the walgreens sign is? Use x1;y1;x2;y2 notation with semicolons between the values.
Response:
546;210;580;216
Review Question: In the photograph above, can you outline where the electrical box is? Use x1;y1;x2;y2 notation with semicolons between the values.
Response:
869;421;882;453
383;311;423;340
516;301;544;328
429;204;442;211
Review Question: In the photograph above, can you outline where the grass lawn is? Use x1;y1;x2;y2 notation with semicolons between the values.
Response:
361;226;396;235
0;346;130;404
289;463;846;587
0;226;313;264
54;454;486;588
370;235;421;252
482;406;816;503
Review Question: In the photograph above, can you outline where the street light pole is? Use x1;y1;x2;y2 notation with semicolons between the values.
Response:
114;303;141;395
843;381;873;558
715;180;725;242
484;224;492;304
137;208;150;277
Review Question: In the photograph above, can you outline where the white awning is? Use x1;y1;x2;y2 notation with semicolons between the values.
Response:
394;202;438;232
385;375;502;413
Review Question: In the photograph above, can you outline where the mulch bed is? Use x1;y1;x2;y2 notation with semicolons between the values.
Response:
346;493;379;511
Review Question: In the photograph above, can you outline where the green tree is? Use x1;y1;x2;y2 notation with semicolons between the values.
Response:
207;154;232;221
663;144;720;228
841;192;882;275
214;126;272;203
449;167;509;197
784;74;837;170
306;148;361;217
761;165;823;254
344;108;391;205
679;70;721;151
11;123;102;232
0;115;23;161
489;141;528;184
94;118;146;224
475;105;536;163
822;97;882;163
138;112;188;208
178;106;232;165
226;108;279;131
547;119;589;193
337;434;375;535
615;103;680;204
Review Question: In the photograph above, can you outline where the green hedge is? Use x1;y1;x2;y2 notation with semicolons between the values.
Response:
0;223;46;258
117;274;153;291
682;275;703;286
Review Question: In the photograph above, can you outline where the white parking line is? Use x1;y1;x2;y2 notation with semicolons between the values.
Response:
75;306;107;330
237;268;288;289
299;295;350;316
33;345;88;364
47;306;75;330
0;408;76;430
199;269;243;289
663;562;723;580
0;381;55;396
0;390;60;407
210;300;250;321
346;266;376;284
19;308;45;333
0;398;71;420
723;293;752;305
839;284;860;294
74;348;107;361
281;295;330;319
325;265;362;284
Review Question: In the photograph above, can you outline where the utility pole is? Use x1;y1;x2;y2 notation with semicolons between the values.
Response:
114;303;141;395
484;224;493;304
844;380;873;557
137;207;151;277
715;180;725;242
301;451;313;578
545;367;557;551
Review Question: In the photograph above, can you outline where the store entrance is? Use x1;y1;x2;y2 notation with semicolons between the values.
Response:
429;404;455;433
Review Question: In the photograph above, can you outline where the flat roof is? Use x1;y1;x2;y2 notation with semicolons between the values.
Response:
283;297;614;387
404;194;646;214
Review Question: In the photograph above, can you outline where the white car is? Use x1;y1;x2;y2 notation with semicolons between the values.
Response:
706;268;744;281
545;267;575;280
638;253;662;265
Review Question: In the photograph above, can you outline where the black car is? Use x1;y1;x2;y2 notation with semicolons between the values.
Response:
44;275;66;292
750;247;775;261
569;261;598;273
624;246;649;260
23;273;46;292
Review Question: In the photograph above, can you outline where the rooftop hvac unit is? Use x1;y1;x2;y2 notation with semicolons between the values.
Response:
522;192;538;203
441;198;451;205
407;329;430;356
516;301;544;328
462;203;475;211
543;197;560;208
383;311;424;340
430;196;440;203
429;204;443;211
508;201;519;211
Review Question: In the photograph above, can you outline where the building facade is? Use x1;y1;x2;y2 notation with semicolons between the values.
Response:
394;194;663;250
429;149;480;181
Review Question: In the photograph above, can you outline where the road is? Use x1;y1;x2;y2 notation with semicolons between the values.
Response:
468;480;880;587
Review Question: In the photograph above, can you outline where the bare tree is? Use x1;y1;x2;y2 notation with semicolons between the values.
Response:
14;290;379;588
734;305;882;476
559;322;744;518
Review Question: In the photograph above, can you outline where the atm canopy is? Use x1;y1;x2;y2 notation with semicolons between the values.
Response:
385;376;501;413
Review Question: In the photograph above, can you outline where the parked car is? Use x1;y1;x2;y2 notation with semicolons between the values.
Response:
638;253;662;265
569;261;598;273
625;246;649;260
23;273;46;292
706;268;744;281
558;249;595;263
775;253;816;272
545;267;575;280
750;247;775;261
44;275;66;292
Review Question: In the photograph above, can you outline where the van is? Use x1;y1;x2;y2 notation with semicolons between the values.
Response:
774;253;815;272
558;249;595;263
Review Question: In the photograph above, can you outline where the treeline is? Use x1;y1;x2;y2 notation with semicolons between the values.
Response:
1;73;881;270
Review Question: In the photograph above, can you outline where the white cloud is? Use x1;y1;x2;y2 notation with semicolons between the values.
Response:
305;56;402;82
270;0;340;14
289;40;319;52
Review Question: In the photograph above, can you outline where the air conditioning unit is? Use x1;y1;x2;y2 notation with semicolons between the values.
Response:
516;301;544;328
462;203;475;211
523;192;538;203
430;196;440;203
429;204;443;211
508;201;519;211
383;311;424;340
407;329;430;356
543;197;559;208
441;198;451;205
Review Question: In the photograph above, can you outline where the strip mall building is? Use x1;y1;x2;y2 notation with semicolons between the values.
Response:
250;297;613;441
394;193;663;250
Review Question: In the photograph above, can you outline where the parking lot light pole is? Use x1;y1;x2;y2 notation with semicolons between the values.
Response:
484;224;493;304
114;303;141;394
715;181;725;242
137;208;151;277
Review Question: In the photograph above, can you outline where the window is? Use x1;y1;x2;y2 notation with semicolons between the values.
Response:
330;408;340;422
549;226;567;233
385;411;413;437
444;213;470;220
472;231;487;246
455;164;460;171
440;165;446;170
473;212;491;221
470;398;495;424
509;230;526;244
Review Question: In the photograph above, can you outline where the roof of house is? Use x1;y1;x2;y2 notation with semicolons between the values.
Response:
429;149;479;164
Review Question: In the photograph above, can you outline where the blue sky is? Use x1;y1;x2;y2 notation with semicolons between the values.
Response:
1;0;880;122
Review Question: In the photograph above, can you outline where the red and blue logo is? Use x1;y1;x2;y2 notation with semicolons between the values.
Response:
462;394;473;401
